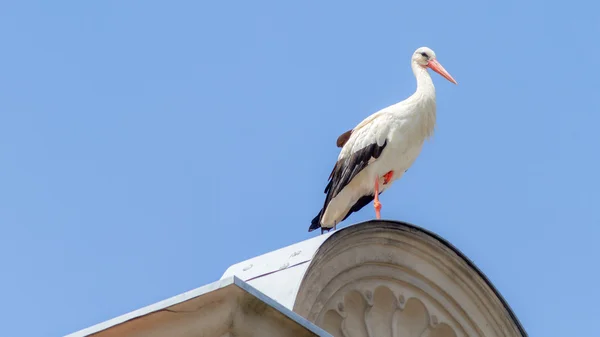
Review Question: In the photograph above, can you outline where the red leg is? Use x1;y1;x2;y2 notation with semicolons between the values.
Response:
374;177;381;219
383;170;394;185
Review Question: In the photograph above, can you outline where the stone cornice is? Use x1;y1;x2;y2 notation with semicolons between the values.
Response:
293;220;526;337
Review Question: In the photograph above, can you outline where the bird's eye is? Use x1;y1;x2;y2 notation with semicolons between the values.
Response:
420;52;429;58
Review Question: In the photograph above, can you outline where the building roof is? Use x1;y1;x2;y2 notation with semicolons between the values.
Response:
65;276;331;337
66;219;527;337
222;220;527;337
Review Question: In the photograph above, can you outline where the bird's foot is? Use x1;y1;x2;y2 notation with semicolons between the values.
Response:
374;200;382;219
374;176;382;219
383;171;394;185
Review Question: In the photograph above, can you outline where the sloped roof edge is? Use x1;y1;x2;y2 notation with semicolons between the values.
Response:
64;276;331;337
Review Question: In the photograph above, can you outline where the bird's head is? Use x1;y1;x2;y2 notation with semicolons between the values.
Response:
412;47;457;85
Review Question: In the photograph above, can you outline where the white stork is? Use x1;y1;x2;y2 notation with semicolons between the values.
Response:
309;46;457;234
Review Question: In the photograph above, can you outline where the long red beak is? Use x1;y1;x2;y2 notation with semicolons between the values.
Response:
427;59;457;84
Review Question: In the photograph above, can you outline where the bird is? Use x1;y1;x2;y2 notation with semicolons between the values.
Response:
309;46;457;234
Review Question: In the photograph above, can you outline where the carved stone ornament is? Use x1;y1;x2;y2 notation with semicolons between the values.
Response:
292;221;525;337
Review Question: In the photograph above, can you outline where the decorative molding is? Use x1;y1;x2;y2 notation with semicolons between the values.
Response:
320;284;457;337
293;221;524;337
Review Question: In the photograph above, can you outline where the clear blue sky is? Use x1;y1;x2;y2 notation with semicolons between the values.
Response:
1;1;598;336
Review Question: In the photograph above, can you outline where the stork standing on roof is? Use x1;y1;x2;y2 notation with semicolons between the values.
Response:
309;47;457;234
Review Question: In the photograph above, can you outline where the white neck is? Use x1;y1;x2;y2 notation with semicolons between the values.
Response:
411;61;436;97
405;61;437;140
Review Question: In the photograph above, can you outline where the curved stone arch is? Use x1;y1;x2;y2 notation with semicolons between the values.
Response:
292;220;526;337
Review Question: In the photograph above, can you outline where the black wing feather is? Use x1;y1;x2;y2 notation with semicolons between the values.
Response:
309;140;388;232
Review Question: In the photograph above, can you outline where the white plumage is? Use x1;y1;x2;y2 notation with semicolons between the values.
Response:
310;47;457;233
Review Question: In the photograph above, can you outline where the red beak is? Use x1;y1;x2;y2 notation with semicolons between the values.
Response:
427;59;457;85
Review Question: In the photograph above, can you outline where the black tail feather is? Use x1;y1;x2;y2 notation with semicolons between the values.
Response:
308;211;323;232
